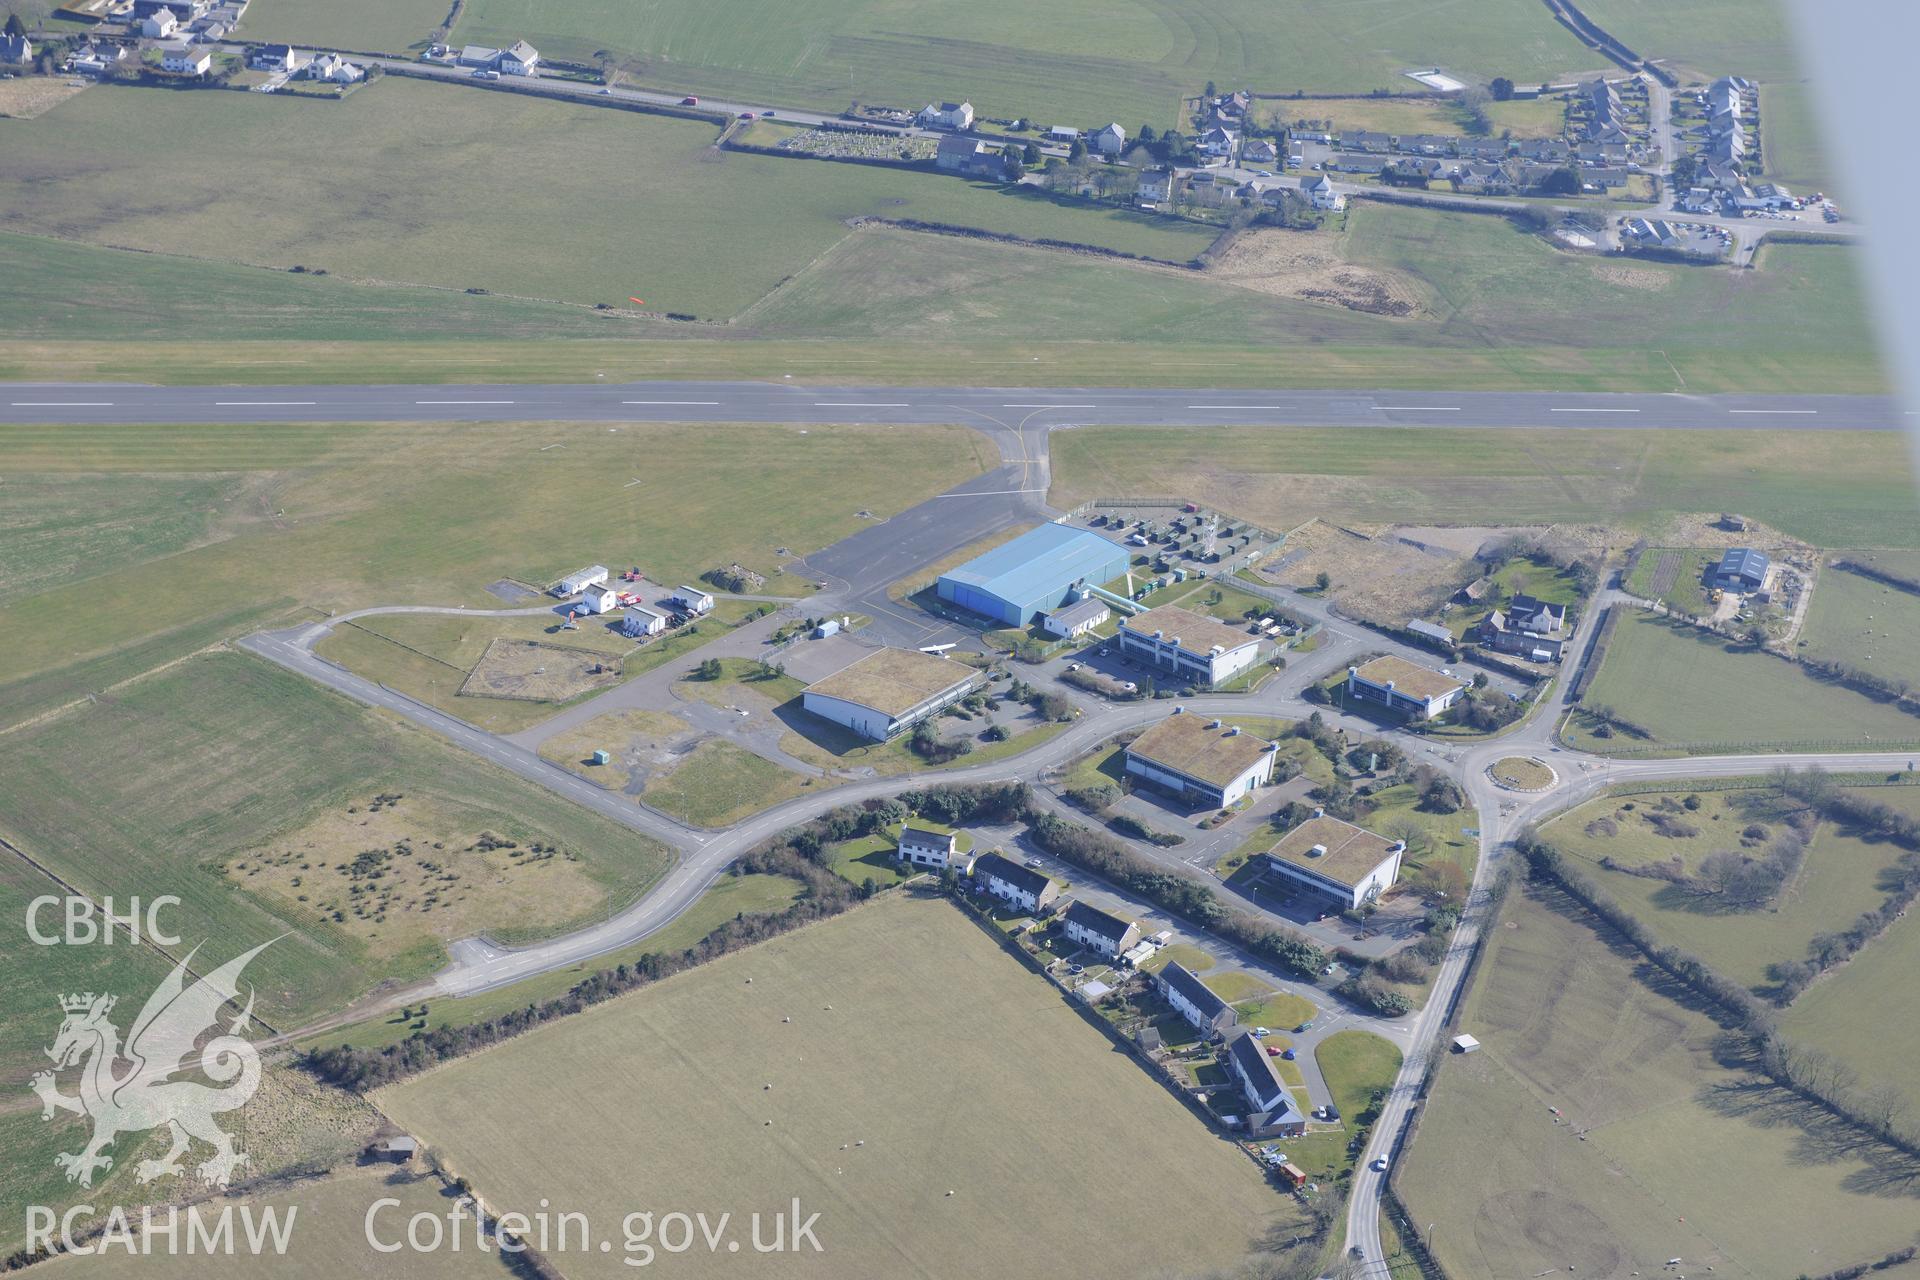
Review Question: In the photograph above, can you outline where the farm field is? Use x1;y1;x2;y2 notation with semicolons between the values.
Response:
1574;0;1799;81
1799;562;1920;678
377;895;1303;1278
643;737;815;827
0;81;1214;317
0;652;673;1044
242;0;448;54
1052;426;1917;551
1396;885;1920;1280
1568;612;1920;752
0;420;987;709
1624;545;1719;615
1758;81;1834;194
1261;94;1565;139
454;0;1595;130
307;868;808;1053
1540;784;1908;991
1782;911;1920;1115
36;1163;517;1278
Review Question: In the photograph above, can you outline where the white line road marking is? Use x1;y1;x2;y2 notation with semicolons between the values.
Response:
813;402;911;407
1729;408;1818;414
621;400;721;405
1002;403;1095;408
1549;407;1641;413
1380;406;1462;411
1186;404;1284;410
214;400;317;406
416;399;516;404
11;401;113;406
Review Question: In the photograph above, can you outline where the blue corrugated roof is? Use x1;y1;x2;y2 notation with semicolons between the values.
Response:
939;523;1129;608
1717;547;1770;582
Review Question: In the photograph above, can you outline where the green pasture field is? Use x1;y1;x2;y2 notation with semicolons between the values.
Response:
1397;884;1920;1280
1758;81;1834;193
1800;562;1920;678
1541;784;1910;991
305;869;808;1053
1053;426;1917;555
1261;94;1566;139
0;420;985;706
1782;912;1920;1115
455;0;1594;130
377;895;1304;1278
0;652;673;1042
1573;0;1799;81
0;81;1213;316
243;0;448;54
1568;612;1920;752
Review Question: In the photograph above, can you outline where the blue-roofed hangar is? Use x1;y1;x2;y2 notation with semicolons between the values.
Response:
936;523;1131;625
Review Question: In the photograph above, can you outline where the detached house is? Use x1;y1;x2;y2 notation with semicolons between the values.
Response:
1090;122;1126;156
1471;593;1568;661
161;45;210;75
918;100;974;131
1306;175;1346;210
0;31;30;63
896;824;974;874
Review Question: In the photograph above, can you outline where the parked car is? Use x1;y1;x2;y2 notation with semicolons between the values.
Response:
1295;1021;1313;1033
1266;1045;1283;1057
1281;1048;1296;1061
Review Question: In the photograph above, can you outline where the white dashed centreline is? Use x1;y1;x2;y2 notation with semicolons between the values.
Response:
621;400;721;405
1002;403;1095;408
813;402;911;407
416;399;516;404
215;400;317;406
11;401;113;406
1549;407;1641;413
1729;408;1818;414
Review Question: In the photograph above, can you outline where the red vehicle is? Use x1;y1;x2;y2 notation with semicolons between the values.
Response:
1265;1045;1283;1057
738;111;755;120
680;95;698;105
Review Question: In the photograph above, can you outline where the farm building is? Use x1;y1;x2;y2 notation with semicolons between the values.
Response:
935;523;1129;626
1711;547;1772;592
554;565;609;597
365;1135;419;1164
1116;605;1265;687
1345;655;1466;718
1037;596;1110;639
1225;1031;1306;1137
1452;1034;1481;1054
1124;708;1278;808
1157;961;1235;1039
1061;901;1141;958
667;585;715;615
896;824;972;873
800;647;983;741
622;606;667;638
1263;813;1406;911
970;852;1058;914
580;582;619;615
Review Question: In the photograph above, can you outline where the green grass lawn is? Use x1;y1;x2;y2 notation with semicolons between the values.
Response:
1569;612;1920;752
1272;1029;1402;1185
1781;913;1920;1115
0;651;673;1049
1053;423;1911;553
1574;0;1800;81
1542;784;1910;991
243;0;448;53
0;81;1214;317
303;869;807;1054
1231;990;1316;1030
455;0;1594;131
643;737;815;826
1398;884;1919;1280
1799;562;1920;680
0;419;985;707
1624;546;1719;614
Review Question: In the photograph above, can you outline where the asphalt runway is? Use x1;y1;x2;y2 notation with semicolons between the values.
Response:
0;382;1904;429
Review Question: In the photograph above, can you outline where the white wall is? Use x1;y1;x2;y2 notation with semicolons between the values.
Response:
801;692;890;742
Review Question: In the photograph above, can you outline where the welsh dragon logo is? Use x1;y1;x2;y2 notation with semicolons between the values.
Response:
30;941;272;1189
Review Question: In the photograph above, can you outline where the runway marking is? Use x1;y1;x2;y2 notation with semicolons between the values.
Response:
622;400;721;405
1002;403;1094;408
1187;404;1283;410
1381;405;1461;411
215;400;317;406
813;401;910;407
933;487;1049;497
1729;408;1817;415
1549;407;1641;413
11;401;113;406
416;399;516;404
